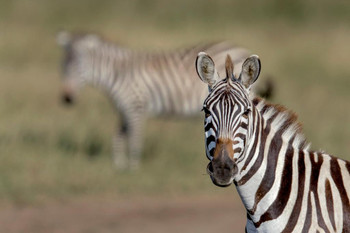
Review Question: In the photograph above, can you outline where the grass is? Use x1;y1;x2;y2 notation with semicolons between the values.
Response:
0;0;349;204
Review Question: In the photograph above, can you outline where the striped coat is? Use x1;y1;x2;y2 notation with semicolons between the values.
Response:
56;31;272;169
196;52;350;232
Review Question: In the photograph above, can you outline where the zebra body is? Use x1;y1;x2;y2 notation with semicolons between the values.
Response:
57;31;267;169
196;53;350;232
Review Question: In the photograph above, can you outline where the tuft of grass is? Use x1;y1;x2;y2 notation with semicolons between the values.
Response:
57;131;79;155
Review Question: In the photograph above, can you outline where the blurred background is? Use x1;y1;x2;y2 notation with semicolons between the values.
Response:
0;0;349;232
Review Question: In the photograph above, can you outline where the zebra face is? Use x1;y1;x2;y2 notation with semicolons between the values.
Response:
57;31;101;105
196;52;260;187
203;81;251;187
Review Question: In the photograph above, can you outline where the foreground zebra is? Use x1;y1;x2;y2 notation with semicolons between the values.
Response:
56;31;273;169
196;53;350;232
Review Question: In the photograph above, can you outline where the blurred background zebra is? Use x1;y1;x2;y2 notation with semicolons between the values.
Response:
57;31;272;168
56;31;274;169
196;53;350;232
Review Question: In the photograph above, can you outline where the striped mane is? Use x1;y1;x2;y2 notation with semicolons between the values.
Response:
252;97;309;150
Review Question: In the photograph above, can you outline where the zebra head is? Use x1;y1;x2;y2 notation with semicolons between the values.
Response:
196;52;261;187
57;31;102;105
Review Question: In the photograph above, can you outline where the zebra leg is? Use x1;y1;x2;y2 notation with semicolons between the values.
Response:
112;122;129;170
126;114;145;170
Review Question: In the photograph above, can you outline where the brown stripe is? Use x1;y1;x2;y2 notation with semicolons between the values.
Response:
237;115;270;186
282;150;306;232
259;103;271;115
238;110;280;186
330;157;350;231
251;124;284;213
255;137;294;227
252;97;262;107
238;109;259;171
346;161;350;173
325;179;335;230
301;192;312;232
309;153;329;232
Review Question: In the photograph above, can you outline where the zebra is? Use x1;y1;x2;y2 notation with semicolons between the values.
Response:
56;31;273;170
195;52;350;232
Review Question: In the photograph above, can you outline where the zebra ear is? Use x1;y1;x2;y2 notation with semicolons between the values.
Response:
56;31;72;47
239;55;261;89
196;52;220;88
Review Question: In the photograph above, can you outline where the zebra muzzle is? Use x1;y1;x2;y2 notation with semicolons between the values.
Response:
206;162;214;176
62;93;74;105
61;82;77;105
208;148;237;187
207;139;237;187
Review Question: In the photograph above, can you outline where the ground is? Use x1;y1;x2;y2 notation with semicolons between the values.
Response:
0;195;246;233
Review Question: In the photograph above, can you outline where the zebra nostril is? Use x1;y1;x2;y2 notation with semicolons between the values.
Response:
62;94;74;105
207;162;214;175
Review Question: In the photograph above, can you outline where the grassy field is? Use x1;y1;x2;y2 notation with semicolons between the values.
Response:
0;0;349;205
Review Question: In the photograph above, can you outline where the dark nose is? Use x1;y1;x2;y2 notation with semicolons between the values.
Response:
62;94;74;105
209;149;237;187
213;157;234;177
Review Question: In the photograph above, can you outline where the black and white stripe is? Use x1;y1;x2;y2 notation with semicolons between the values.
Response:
57;31;272;169
196;53;350;232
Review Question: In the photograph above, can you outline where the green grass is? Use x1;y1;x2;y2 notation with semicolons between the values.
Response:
0;0;349;204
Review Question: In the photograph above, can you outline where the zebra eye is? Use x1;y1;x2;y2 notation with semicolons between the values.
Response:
202;107;211;117
242;109;250;118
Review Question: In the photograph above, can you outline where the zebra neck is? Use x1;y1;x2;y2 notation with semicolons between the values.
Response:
85;42;133;93
234;99;310;224
235;125;299;210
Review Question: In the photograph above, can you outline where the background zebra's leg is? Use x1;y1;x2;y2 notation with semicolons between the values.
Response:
112;122;128;170
126;115;145;170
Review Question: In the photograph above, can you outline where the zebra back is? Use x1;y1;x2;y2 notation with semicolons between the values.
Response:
57;32;272;117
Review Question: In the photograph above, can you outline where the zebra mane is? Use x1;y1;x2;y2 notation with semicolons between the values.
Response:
60;31;126;48
252;97;310;150
225;55;235;80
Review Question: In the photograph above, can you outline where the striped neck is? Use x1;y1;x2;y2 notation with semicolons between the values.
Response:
82;41;133;92
233;97;309;222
